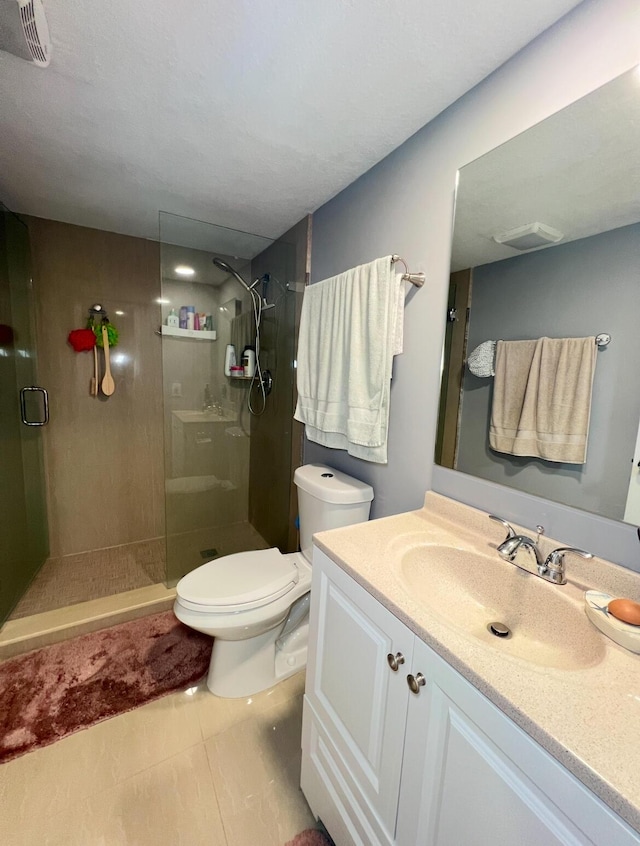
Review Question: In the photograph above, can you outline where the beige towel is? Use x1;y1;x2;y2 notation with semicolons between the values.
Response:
489;337;597;464
294;256;404;464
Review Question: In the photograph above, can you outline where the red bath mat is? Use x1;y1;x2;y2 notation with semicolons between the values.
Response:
0;610;212;763
286;830;333;846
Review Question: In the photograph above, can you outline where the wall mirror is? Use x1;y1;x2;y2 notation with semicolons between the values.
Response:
436;67;640;526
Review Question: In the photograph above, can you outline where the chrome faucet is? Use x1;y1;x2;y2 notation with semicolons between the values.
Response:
489;515;593;585
203;383;214;411
538;546;594;584
489;515;544;569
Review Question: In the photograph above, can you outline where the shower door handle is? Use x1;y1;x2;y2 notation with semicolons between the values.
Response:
20;386;49;426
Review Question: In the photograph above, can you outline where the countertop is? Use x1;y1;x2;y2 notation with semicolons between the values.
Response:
313;492;640;834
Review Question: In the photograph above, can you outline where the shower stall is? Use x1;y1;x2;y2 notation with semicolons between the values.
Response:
0;207;308;640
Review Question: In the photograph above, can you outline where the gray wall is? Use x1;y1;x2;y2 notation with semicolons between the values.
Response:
305;0;639;532
456;223;640;520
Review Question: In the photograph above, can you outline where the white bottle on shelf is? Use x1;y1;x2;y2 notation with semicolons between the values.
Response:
242;347;256;377
224;344;236;376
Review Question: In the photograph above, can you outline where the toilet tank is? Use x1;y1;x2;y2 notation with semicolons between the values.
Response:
294;464;374;563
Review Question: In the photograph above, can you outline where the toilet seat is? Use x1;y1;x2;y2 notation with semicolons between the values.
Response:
176;548;300;613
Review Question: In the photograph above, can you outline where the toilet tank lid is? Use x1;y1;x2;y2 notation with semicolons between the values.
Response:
294;464;374;504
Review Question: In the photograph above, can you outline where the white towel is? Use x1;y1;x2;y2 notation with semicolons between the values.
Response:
467;340;496;377
294;256;404;464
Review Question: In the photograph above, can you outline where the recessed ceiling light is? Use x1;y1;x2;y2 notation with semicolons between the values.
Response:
115;310;124;316
175;265;195;277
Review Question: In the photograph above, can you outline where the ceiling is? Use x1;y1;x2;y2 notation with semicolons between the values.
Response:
0;0;583;243
451;67;640;271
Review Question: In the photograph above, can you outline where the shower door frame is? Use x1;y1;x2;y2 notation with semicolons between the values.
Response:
0;204;49;626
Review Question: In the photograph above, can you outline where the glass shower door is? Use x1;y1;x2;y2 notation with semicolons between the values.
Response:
0;204;49;625
159;212;303;585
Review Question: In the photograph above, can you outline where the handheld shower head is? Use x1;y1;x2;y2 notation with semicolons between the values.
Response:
213;257;273;417
212;258;258;293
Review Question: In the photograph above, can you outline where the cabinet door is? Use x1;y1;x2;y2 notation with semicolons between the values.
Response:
304;548;414;841
398;638;637;846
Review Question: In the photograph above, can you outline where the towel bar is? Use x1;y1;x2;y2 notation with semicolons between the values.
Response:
391;255;425;288
467;334;611;379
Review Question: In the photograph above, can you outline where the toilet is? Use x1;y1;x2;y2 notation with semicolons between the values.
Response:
173;463;374;697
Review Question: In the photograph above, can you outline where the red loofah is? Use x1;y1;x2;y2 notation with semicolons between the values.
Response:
68;328;96;352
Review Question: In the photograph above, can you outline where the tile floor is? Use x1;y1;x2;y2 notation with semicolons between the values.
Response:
0;670;316;845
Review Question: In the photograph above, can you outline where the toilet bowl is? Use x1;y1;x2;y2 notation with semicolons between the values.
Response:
173;463;374;698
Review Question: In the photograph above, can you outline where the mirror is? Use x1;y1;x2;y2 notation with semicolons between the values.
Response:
436;68;640;525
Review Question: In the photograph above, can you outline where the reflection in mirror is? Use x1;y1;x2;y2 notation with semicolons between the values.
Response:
436;68;640;525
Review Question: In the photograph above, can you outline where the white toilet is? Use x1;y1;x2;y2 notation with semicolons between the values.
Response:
173;463;374;697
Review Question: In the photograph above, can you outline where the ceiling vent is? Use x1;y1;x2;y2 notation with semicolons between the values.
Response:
0;0;52;67
493;222;564;251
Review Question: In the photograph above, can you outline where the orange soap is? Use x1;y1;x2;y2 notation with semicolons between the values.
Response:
608;598;640;626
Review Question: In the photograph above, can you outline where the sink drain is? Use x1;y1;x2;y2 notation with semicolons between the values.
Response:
488;621;511;638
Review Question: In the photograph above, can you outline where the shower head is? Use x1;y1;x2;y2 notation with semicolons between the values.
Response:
212;258;257;293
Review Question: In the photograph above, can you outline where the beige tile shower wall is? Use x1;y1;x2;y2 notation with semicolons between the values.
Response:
27;217;165;557
248;216;310;552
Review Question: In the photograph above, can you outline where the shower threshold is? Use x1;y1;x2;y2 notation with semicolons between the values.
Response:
0;583;176;661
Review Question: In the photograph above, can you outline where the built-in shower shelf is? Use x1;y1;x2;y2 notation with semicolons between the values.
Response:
159;326;217;340
230;374;254;380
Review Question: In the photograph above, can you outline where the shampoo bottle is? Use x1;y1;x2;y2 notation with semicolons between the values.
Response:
242;346;256;378
224;344;236;377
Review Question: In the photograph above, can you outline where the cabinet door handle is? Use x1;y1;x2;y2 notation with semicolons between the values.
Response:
387;652;405;672
407;672;426;694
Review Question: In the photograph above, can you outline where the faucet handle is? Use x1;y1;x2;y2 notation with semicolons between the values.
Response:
488;514;517;542
542;546;593;585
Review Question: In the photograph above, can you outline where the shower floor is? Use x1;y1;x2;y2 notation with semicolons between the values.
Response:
9;538;165;620
9;521;269;620
166;521;270;584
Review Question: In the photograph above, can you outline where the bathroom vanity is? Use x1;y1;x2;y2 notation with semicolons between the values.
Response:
300;494;640;845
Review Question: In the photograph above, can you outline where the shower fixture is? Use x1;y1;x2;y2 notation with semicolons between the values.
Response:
212;258;259;292
212;257;274;416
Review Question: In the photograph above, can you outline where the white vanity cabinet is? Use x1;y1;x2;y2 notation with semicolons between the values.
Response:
301;547;640;846
301;547;415;846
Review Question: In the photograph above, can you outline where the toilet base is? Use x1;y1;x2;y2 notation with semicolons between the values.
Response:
206;620;309;698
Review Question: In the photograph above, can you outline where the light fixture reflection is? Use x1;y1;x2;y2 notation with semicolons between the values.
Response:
156;298;171;305
175;265;195;277
115;310;124;316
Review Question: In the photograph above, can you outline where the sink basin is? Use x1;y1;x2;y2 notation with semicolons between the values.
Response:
396;543;605;670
